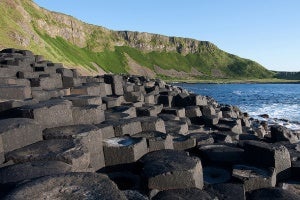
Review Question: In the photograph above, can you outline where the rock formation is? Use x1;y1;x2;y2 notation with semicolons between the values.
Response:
0;49;299;199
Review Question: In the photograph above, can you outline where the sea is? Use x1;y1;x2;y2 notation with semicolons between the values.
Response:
174;83;300;131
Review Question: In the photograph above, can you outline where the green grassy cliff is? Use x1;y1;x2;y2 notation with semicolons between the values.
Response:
0;0;274;79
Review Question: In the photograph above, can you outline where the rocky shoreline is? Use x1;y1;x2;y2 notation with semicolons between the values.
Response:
0;49;299;199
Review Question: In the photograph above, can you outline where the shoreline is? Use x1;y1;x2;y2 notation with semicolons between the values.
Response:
165;78;300;84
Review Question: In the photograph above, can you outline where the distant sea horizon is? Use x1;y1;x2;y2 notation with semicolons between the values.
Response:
174;83;300;131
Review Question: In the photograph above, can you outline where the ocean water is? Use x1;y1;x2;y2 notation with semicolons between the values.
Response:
174;83;300;130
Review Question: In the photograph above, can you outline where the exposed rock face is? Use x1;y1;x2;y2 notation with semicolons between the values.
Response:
117;31;217;55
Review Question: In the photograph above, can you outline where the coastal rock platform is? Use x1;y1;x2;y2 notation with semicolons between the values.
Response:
0;49;299;199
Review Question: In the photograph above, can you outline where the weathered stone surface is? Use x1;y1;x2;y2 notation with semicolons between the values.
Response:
4;172;127;200
31;87;70;101
72;105;105;125
165;120;189;135
0;118;42;153
64;95;102;107
0;85;31;100
70;84;101;96
139;150;203;190
172;135;196;150
102;96;125;108
124;190;149;200
157;95;174;107
214;118;243;134
242;140;291;181
185;106;202;118
203;166;231;184
95;123;115;139
43;124;105;171
211;131;238;143
103;136;148;166
0;136;4;164
279;181;300;196
271;125;299;143
174;93;207;107
161;107;186;118
124;91;144;102
30;74;63;90
16;99;73;128
0;161;72;184
133;131;173;151
247;188;300;200
104;118;142;137
136;104;163;117
105;106;137;120
188;132;214;145
6;139;90;172
152;188;212;200
107;171;141;190
198;144;244;164
232;165;276;191
205;183;246;200
137;116;166;133
104;74;124;95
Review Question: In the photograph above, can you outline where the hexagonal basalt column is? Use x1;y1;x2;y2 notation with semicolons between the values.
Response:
139;149;203;190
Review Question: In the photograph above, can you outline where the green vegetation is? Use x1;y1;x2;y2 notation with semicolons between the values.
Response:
0;0;279;80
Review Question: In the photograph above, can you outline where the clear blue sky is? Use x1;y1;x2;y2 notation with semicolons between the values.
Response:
33;0;300;72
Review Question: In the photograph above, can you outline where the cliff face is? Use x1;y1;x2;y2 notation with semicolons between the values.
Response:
0;0;274;79
116;31;217;54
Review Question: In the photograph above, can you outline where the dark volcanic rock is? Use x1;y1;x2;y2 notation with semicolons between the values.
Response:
247;188;300;200
152;188;212;200
0;161;72;184
139;149;203;190
4;172;127;200
205;183;245;200
241;140;291;181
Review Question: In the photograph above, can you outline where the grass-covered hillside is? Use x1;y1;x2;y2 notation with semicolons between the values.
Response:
0;0;274;79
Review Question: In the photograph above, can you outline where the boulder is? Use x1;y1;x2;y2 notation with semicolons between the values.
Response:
0;118;42;153
271;125;299;143
104;74;124;96
165;120;189;135
95;123;116;139
43;124;105;171
104;118;142;136
137;116;166;133
247;188;300;200
172;135;196;150
232;165;276;191
132;131;173;151
241;140;291;181
72;105;105;125
103;136;148;166
185;106;202;118
7;99;73;128
102;96;125;108
152;188;212;200
198;144;244;164
0;85;31;100
64;95;102;107
136;104;163;117
0;161;72;184
188;132;214;146
205;183;245;200
6;139;90;172
4;172;127;200
139;150;203;190
161;107;186;118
